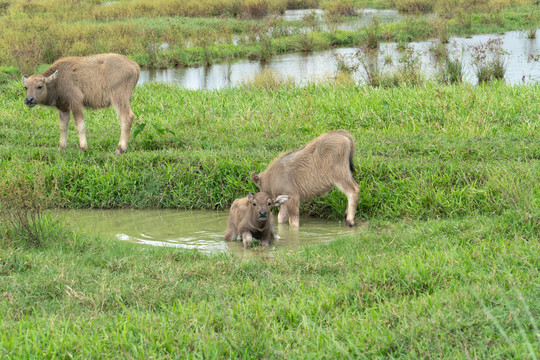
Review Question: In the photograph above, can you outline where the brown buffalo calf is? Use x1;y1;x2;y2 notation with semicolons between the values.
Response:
22;53;140;154
251;129;359;227
225;192;289;249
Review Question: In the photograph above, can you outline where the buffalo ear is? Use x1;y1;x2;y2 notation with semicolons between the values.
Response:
22;76;27;85
250;171;261;186
45;70;58;85
247;192;254;201
273;195;289;207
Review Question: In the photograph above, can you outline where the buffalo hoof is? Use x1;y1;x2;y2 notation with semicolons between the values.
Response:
114;147;127;155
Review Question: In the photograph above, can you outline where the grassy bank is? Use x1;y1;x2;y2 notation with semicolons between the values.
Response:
1;80;540;220
0;0;537;72
0;212;538;358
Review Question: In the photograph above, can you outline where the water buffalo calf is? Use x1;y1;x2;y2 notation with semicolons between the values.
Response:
22;53;140;154
225;192;289;249
251;129;360;227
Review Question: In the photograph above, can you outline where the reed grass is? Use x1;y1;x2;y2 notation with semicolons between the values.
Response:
469;38;509;83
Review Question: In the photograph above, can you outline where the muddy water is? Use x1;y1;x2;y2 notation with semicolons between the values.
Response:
56;209;356;255
139;30;540;89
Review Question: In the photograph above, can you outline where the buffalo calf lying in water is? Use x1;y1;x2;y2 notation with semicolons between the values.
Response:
251;129;360;227
22;53;140;154
225;192;289;249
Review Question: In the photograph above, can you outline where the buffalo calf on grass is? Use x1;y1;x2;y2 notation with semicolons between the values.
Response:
251;129;360;227
225;192;289;249
22;53;140;154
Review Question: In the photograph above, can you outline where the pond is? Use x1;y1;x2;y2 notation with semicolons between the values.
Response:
56;209;357;256
138;30;539;89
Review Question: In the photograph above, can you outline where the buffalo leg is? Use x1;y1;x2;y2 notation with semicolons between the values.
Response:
112;96;134;154
58;110;70;150
277;206;289;224
224;228;235;242
241;231;253;249
336;178;359;227
285;197;300;227
72;107;88;151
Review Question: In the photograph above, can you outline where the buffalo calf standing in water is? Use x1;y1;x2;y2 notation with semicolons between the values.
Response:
251;129;360;227
225;192;289;249
22;53;140;154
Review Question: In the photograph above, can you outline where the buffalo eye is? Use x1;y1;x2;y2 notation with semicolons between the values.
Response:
252;202;256;207
267;202;272;206
37;85;43;89
24;86;27;90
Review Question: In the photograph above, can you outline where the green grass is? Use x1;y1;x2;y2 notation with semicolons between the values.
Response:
1;77;539;357
0;212;538;358
1;80;539;219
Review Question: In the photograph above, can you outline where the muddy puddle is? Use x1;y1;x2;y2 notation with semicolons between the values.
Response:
55;209;356;255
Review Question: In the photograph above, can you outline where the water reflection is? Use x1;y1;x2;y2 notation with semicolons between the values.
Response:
138;30;540;89
55;209;356;255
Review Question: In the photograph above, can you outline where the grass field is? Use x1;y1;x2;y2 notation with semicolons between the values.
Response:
0;79;539;358
1;80;539;217
0;215;538;358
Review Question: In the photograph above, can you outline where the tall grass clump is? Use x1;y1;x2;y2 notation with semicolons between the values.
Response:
393;0;434;13
321;0;357;17
193;30;221;66
356;46;383;86
302;10;323;32
355;43;425;87
469;38;509;83
296;32;316;52
431;40;464;84
443;57;464;83
434;0;460;18
0;167;62;249
333;50;358;74
251;22;274;61
241;68;296;89
437;19;450;44
455;9;473;34
331;50;358;83
524;26;537;39
355;45;399;87
240;0;271;18
363;18;381;50
439;54;464;84
286;0;320;9
393;44;424;85
429;40;448;62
